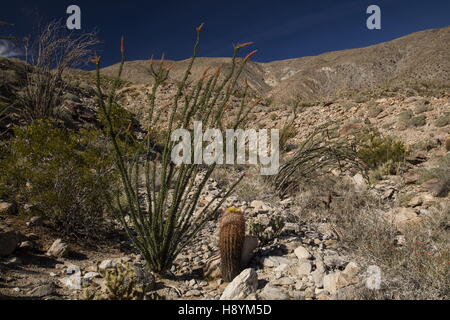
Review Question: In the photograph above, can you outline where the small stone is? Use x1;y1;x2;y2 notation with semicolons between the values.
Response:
19;241;35;250
408;196;423;208
220;268;258;300
28;283;56;297
185;290;202;297
98;259;117;270
273;277;295;286
60;273;82;290
262;256;291;268
26;216;42;227
66;264;81;275
46;239;68;258
5;256;22;265
259;284;290;300
0;230;23;257
294;246;312;260
0;202;17;215
297;260;312;277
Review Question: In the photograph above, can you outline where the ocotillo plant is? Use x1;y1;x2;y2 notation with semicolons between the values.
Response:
219;207;246;282
94;25;257;274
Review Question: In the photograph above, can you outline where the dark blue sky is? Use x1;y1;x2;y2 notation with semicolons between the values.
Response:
1;0;449;68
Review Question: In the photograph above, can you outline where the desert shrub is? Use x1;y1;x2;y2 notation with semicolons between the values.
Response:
398;110;413;122
434;113;450;127
414;104;429;114
445;136;450;152
269;113;277;121
367;103;383;118
14;20;98;122
0;120;116;237
407;115;427;127
419;154;450;197
356;128;407;171
293;178;449;300
270;123;366;196
279;124;297;152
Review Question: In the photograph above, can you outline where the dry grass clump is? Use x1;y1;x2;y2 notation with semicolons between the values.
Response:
292;177;449;300
211;165;275;203
419;154;450;197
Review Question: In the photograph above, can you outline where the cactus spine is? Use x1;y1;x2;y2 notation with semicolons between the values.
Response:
219;208;245;282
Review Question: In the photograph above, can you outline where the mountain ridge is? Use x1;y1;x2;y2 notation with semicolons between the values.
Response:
99;25;450;102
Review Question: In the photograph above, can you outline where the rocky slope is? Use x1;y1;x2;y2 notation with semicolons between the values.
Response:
100;26;450;102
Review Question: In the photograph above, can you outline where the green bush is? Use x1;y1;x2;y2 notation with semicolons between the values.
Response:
367;104;383;118
414;104;429;114
435;113;450;127
408;115;427;127
398;110;413;122
356;129;407;171
0;120;116;237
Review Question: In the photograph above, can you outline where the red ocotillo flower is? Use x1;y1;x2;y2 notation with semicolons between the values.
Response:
243;50;257;63
234;42;254;50
120;36;125;53
89;56;100;64
196;23;205;33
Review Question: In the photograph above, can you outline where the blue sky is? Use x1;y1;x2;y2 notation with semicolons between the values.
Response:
1;0;449;68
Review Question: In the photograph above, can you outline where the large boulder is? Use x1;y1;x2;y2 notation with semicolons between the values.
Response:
0;230;24;256
46;239;68;258
220;268;258;300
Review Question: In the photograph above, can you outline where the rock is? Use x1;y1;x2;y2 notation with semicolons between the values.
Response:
324;254;348;269
98;259;117;271
46;239;68;258
5;256;22;265
274;263;290;273
408;196;423;208
389;207;421;231
241;236;259;268
19;240;35;251
0;230;23;257
421;178;442;197
303;287;315;299
272;277;295;286
342;262;360;279
250;200;268;213
323;272;338;294
323;267;359;295
404;171;420;185
83;272;100;281
66;264;81;275
185;290;202;297
294;246;312;260
311;269;324;288
297;260;312;277
282;223;300;234
259;284;290;300
26;216;42;227
60;272;82;290
219;268;258;300
28;283;56;297
262;256;291;268
352;173;367;189
0;202;17;215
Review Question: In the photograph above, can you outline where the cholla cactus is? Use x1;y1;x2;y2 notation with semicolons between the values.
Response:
82;263;150;300
219;207;246;282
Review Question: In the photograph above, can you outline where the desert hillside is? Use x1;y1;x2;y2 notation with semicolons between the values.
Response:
100;26;450;102
0;25;449;301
